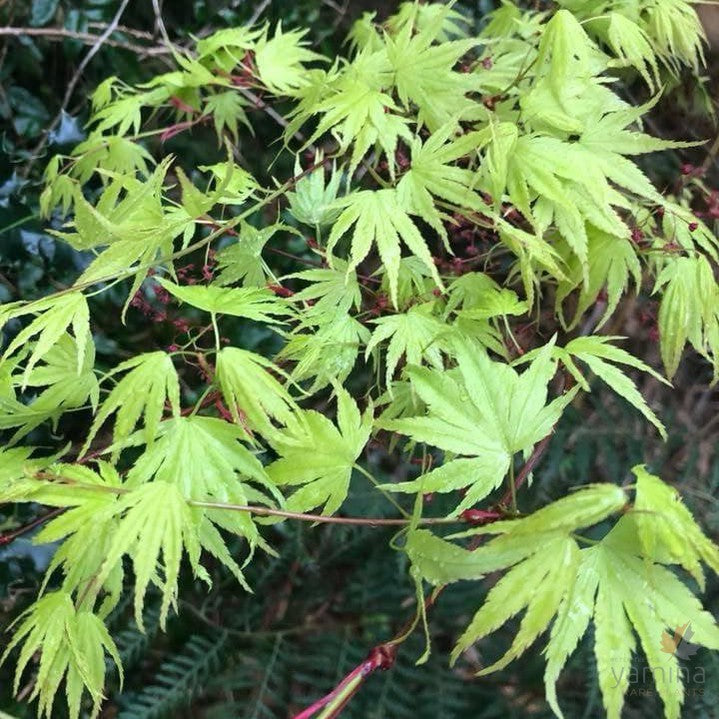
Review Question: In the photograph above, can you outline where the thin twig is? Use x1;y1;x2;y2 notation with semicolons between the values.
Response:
0;508;65;546
249;0;273;26
152;0;173;49
86;22;155;41
0;26;168;55
21;0;132;178
186;501;456;526
500;431;554;507
237;85;315;150
32;472;459;527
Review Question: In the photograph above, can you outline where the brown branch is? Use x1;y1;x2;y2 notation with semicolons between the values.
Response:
0;26;168;55
292;586;444;718
249;0;273;25
32;472;459;527
190;501;456;526
86;22;155;41
0;508;65;547
500;431;554;507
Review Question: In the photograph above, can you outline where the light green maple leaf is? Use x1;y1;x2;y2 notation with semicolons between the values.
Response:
254;24;325;95
555;229;641;330
411;478;719;719
2;591;121;719
365;302;449;386
3;292;91;387
287;258;361;320
386;2;469;41
286;156;343;227
386;21;479;130
327;188;442;307
126;415;280;507
267;385;372;515
156;278;291;323
215;347;296;437
203;91;251;145
654;254;719;380
196;26;262;73
534;335;669;439
278;312;370;393
291;47;410;175
397;123;488;238
631;465;719;590
379;338;577;514
81;351;181;458
0;334;99;445
214;222;283;288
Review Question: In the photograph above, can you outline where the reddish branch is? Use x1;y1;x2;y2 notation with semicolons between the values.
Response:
0;508;65;547
500;431;554;507
292;590;443;719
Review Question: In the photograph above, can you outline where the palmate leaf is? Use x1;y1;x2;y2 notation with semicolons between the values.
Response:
126;415;280;507
365;302;449;386
287;258;362;320
290;47;410;175
196;26;262;73
2;291;91;385
585;525;719;719
631;465;719;590
428;475;719;719
156;278;291;323
456;533;583;673
654;254;719;380
379;339;577;514
1;591;121;719
94;481;203;628
122;417;278;585
215;347;296;437
199;161;258;206
444;271;527;321
603;12;660;88
534;10;595;107
385;20;479;130
398;123;489;237
0;334;99;444
56;161;199;314
214;222;288;288
81;351;181;458
327;188;442;307
555;228;642;330
286;156;343;227
67;135;155;185
32;463;125;616
203;91;250;145
267;385;372;515
92;476;270;630
643;0;706;74
386;1;470;41
278;312;370;392
523;335;669;438
483;128;658;271
254;23;325;95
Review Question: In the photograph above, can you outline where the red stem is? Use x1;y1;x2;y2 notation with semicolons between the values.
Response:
292;646;395;719
292;661;370;719
500;431;554;507
0;508;65;546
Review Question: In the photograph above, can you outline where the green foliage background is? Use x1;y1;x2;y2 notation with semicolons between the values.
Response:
1;1;719;718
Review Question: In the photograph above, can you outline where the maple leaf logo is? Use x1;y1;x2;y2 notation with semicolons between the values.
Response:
660;622;699;659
